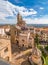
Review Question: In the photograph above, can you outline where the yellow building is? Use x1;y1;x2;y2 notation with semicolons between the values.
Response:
0;38;12;62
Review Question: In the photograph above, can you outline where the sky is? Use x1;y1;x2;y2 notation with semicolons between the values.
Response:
0;0;48;24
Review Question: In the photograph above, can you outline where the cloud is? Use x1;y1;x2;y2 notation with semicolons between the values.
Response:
0;0;48;24
0;12;6;19
0;15;16;24
40;7;44;10
14;0;22;3
13;6;37;16
0;0;37;23
0;0;15;19
19;8;37;16
23;15;48;24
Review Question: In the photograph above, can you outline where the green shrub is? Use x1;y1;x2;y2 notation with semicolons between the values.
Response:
45;46;48;51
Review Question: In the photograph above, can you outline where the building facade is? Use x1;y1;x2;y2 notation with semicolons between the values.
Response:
10;13;34;48
0;39;12;62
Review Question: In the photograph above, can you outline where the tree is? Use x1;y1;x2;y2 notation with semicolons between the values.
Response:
45;46;48;51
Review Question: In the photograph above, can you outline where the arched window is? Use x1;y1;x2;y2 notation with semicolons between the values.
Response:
22;39;24;42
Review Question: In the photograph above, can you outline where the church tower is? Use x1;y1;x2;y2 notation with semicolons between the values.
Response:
17;13;26;27
17;13;22;25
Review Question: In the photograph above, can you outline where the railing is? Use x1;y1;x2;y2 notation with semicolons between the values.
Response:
0;35;10;40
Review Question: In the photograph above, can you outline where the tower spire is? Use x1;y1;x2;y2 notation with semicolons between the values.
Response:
17;13;22;24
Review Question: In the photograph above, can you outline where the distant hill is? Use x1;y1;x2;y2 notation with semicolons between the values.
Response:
27;24;48;27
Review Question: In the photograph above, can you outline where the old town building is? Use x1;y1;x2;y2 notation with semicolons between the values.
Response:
10;13;34;48
0;38;12;62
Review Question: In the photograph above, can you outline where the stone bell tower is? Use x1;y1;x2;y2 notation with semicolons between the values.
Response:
17;13;22;25
17;13;26;27
17;13;22;21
